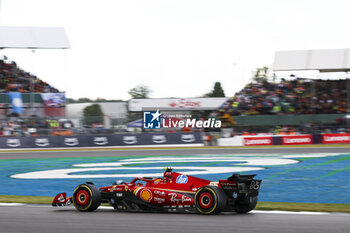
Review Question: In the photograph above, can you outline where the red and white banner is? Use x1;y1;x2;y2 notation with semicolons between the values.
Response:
282;135;313;145
41;93;66;107
44;107;66;117
243;136;272;146
322;133;350;144
128;98;228;111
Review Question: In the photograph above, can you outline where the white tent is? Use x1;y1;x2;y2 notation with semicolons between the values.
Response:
0;26;70;49
273;49;350;72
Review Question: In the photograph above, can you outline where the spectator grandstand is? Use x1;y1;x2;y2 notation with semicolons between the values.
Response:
0;56;60;93
2;53;349;137
217;78;347;116
0;55;65;119
215;77;350;136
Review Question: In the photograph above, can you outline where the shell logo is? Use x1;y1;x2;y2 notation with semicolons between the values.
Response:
140;189;152;202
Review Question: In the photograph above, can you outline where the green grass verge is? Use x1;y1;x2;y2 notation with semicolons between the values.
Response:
256;202;350;213
0;195;53;205
1;195;349;213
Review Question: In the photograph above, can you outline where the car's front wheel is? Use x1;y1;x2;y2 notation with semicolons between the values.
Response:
72;183;101;212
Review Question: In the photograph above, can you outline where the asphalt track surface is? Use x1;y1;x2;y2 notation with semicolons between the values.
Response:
0;205;349;233
1;147;350;233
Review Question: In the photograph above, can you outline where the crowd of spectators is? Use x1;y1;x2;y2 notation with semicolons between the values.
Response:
218;78;348;116
0;119;36;136
0;56;60;93
0;118;74;136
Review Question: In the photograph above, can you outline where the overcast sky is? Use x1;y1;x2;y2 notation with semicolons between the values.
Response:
1;0;350;100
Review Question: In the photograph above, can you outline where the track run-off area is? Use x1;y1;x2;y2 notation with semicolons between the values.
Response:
0;146;350;233
0;204;349;233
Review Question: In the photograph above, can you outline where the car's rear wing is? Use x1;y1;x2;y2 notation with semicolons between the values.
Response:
219;173;262;197
227;174;256;182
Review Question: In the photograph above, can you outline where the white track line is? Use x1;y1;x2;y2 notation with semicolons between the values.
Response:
251;210;329;215
0;203;25;206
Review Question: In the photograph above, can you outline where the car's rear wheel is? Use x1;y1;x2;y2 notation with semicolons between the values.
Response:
195;186;227;215
234;196;258;214
72;184;101;212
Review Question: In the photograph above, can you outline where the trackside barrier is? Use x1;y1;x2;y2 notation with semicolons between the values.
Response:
243;136;273;146
322;133;350;144
0;132;203;149
216;136;244;146
3;133;350;148
281;135;313;145
217;133;350;146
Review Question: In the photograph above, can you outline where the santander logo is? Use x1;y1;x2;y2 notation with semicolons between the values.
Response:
284;137;311;144
245;139;271;145
168;99;201;108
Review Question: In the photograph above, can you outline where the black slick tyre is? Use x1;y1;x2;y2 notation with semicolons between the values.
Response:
234;196;258;214
72;183;101;212
194;185;227;215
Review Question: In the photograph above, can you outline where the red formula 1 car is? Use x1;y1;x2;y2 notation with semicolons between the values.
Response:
52;168;262;215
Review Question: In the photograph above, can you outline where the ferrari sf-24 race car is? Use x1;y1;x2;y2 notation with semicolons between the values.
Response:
52;168;262;215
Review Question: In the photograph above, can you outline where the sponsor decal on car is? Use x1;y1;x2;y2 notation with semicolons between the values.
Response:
153;197;166;204
108;186;124;192
153;179;161;184
168;193;192;204
58;194;65;202
140;189;152;202
209;181;219;186
154;190;166;196
220;182;237;186
176;175;188;184
249;180;261;190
